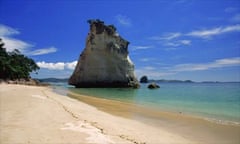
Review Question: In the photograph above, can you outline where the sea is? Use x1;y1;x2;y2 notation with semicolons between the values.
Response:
51;82;240;125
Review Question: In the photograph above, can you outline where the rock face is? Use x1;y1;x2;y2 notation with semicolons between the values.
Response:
69;19;139;88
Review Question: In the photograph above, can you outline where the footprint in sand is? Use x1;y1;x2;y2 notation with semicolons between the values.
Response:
60;121;114;144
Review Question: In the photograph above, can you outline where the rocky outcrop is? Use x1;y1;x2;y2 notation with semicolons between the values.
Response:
140;75;148;83
0;78;49;86
69;19;139;88
148;83;160;89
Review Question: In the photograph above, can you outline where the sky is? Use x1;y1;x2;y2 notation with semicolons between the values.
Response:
0;0;240;82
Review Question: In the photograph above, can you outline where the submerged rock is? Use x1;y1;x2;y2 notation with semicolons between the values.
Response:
148;83;160;89
69;19;139;88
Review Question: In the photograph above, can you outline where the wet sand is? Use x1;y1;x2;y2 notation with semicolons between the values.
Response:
68;91;240;144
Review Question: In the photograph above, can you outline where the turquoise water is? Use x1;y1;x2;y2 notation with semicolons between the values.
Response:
53;82;240;124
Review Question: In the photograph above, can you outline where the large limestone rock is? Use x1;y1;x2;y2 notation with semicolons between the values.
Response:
69;19;139;88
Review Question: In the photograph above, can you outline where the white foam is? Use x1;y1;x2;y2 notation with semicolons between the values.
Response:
203;117;240;126
61;121;114;144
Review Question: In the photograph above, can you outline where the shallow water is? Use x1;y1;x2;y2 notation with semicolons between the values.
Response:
53;82;240;124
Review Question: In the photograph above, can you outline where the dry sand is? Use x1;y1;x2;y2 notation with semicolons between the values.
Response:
0;84;239;144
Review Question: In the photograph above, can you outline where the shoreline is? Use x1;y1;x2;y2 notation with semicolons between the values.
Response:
67;90;240;143
67;89;240;126
1;84;240;143
64;82;240;126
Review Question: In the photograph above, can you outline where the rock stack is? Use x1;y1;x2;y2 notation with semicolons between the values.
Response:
69;19;139;88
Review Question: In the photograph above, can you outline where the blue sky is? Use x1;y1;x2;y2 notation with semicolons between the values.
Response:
0;0;240;82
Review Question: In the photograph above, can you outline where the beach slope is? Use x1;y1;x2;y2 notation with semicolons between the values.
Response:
0;84;193;144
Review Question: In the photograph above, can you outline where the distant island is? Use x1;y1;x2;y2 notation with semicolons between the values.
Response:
149;79;239;83
37;78;69;83
148;79;194;83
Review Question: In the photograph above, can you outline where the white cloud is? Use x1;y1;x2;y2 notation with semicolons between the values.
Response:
37;61;77;70
0;24;20;36
179;40;191;45
0;24;57;55
164;40;191;47
130;45;153;51
37;61;65;70
149;33;190;49
231;14;240;22
135;57;240;79
187;24;240;39
164;42;179;47
139;58;156;62
149;32;181;41
143;66;156;70
172;57;240;72
28;47;57;56
115;14;132;26
187;27;221;38
65;61;78;70
135;68;175;79
149;24;240;48
1;37;33;52
0;24;32;52
215;57;240;65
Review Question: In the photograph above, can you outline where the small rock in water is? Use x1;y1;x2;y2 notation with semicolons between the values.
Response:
148;83;160;89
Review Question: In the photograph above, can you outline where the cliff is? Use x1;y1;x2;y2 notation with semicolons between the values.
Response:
69;19;139;88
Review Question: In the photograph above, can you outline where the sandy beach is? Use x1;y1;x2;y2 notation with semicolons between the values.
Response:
1;84;239;144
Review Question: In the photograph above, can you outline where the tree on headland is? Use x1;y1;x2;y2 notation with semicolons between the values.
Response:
0;38;39;80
